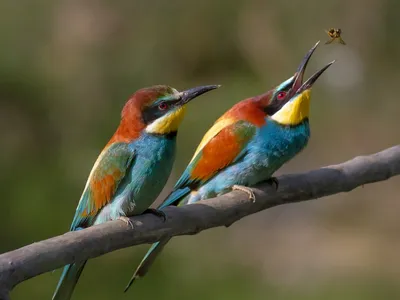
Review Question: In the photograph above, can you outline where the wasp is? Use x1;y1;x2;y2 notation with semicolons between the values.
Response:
325;28;346;45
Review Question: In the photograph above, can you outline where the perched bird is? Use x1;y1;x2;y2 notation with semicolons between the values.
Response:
124;42;334;292
52;84;219;300
325;28;346;45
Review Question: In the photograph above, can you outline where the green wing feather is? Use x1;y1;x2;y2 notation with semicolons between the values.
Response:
70;142;136;230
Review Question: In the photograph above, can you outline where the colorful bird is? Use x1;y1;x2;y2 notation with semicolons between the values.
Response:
51;84;219;300
325;28;346;45
124;41;335;292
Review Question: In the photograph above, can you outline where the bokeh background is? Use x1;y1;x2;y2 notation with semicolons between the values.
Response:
1;0;400;299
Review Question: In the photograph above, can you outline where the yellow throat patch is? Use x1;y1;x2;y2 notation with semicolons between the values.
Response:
146;106;187;135
271;90;311;126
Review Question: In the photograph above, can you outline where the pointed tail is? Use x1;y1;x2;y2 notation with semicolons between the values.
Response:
124;187;191;293
124;238;171;292
52;261;87;300
159;187;191;209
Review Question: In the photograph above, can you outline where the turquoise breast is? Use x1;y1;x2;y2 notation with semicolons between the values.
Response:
122;133;177;213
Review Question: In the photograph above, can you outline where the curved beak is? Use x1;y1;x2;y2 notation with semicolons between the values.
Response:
289;41;320;97
297;61;335;93
289;41;334;95
178;85;221;105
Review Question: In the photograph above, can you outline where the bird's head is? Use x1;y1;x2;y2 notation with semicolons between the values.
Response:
220;42;330;127
270;41;334;126
119;85;220;138
253;42;323;116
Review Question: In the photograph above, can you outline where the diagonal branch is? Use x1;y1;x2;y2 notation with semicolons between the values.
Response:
0;145;399;295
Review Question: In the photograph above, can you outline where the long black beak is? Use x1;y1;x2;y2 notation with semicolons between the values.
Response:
178;85;221;105
289;41;320;97
297;60;335;93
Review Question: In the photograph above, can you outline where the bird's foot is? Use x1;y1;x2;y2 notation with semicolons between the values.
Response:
266;177;279;190
118;216;134;229
144;208;167;222
232;185;256;203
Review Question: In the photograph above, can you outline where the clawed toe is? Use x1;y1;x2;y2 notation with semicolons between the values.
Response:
267;177;279;190
144;208;167;222
117;216;134;229
232;185;256;203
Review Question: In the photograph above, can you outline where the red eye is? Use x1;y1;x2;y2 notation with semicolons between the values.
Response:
277;91;287;100
158;102;168;110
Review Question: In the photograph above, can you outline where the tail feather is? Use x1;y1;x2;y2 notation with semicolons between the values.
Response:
124;188;190;293
159;187;191;209
124;238;170;292
52;261;87;300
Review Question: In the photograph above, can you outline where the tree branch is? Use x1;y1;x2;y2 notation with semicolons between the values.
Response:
0;145;399;295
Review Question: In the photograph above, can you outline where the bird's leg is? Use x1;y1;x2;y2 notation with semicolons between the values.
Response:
144;208;167;222
118;216;134;229
232;185;256;203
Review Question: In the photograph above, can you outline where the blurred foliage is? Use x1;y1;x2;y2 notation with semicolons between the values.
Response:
1;0;400;299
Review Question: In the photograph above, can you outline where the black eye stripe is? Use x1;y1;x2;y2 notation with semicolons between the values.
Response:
142;99;181;124
264;85;293;115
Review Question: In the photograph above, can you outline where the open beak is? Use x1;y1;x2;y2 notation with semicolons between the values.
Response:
289;41;320;96
297;61;335;93
289;41;334;95
178;85;221;105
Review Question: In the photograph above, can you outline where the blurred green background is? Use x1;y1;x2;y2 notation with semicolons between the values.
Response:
1;0;400;299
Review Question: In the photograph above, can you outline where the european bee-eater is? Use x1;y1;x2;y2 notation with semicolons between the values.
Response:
52;84;219;300
124;42;334;291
